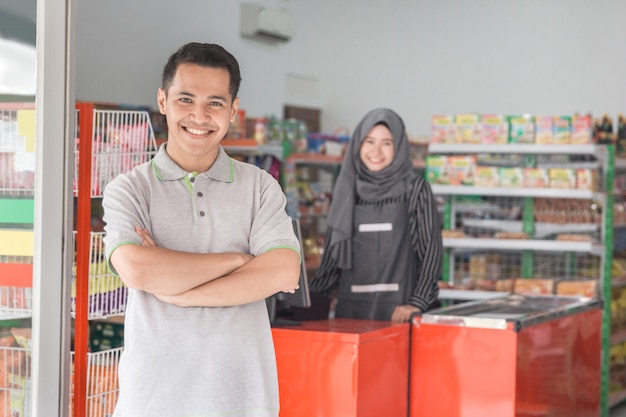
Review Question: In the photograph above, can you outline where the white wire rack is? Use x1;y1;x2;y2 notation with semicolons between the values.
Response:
69;347;123;417
71;232;127;319
0;339;123;417
73;109;157;198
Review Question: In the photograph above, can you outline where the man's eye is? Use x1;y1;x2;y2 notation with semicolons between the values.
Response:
179;98;192;104
209;101;224;107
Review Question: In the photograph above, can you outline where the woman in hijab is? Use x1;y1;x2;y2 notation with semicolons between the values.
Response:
309;108;442;323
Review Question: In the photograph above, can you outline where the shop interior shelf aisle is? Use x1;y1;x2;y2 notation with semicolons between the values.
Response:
1;101;157;417
426;143;615;416
72;102;157;417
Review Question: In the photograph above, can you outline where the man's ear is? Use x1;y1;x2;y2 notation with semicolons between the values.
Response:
157;88;167;115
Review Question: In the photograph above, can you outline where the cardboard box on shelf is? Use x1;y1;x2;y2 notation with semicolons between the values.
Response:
553;116;572;145
482;114;509;144
508;114;535;144
448;155;476;185
524;168;550;188
454;114;482;144
475;166;500;187
425;155;449;184
549;168;576;188
431;115;456;144
500;167;524;187
534;116;554;144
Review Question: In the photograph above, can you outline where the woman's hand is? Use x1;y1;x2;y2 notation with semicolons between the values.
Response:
391;304;421;323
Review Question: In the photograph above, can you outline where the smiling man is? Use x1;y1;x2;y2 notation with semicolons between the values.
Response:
102;42;301;417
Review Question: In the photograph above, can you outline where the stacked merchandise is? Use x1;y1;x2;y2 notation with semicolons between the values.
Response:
427;113;608;298
430;113;593;145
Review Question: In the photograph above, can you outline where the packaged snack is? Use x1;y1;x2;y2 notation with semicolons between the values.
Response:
474;166;500;187
534;116;553;144
508;114;535;143
553;116;571;144
499;167;524;187
571;114;593;144
454;114;482;144
448;155;476;185
482;114;508;144
514;278;556;295
425;155;449;184
576;168;598;190
556;280;597;298
524;168;549;188
549;168;576;188
495;278;516;292
431;115;456;143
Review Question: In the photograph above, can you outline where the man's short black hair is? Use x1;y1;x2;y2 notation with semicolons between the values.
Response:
161;42;242;101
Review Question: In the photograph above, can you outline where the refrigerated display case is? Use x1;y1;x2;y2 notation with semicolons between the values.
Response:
410;294;602;417
272;318;409;417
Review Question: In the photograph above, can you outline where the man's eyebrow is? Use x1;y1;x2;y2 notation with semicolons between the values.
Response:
206;94;228;101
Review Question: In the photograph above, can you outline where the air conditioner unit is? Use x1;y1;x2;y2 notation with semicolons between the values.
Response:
240;3;294;43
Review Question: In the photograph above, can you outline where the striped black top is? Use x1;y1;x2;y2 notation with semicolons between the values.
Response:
310;176;443;312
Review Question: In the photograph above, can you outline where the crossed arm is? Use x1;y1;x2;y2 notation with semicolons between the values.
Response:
110;227;301;307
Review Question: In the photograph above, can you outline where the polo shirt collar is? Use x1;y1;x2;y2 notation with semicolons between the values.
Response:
151;143;233;183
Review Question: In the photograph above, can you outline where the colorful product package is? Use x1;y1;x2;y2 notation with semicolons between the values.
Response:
571;114;593;144
425;155;449;184
448;155;476;185
508;115;535;143
454;114;482;144
431;115;456;143
549;168;576;188
524;168;550;188
474;166;500;187
481;114;508;144
576;168;598;190
499;167;524;187
553;116;572;144
534;116;553;144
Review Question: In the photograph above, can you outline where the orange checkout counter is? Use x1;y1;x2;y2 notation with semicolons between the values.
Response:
272;294;602;417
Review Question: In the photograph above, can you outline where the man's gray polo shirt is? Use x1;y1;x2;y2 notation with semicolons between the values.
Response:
103;144;299;417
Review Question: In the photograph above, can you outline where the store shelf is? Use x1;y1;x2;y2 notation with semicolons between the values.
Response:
432;184;604;201
462;219;599;238
443;237;604;256
429;142;614;415
429;143;605;156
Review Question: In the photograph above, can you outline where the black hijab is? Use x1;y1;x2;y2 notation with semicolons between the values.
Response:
325;108;416;269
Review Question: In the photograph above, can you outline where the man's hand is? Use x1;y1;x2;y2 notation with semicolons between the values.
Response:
136;227;156;247
391;304;421;323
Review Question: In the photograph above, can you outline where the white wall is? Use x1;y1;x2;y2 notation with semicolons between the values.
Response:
75;0;626;139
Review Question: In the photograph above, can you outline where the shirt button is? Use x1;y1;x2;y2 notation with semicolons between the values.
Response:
189;177;195;183
197;192;203;197
199;211;205;217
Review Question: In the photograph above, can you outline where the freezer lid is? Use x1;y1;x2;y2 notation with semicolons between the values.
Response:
420;294;602;331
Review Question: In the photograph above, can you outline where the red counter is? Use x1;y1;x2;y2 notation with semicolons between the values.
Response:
272;318;409;417
409;296;602;417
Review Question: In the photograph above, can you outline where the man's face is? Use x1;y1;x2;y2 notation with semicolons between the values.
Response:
157;63;239;172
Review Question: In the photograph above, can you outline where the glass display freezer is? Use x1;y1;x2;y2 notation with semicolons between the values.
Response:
410;294;602;417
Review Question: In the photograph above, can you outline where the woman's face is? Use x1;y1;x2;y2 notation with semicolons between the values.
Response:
359;124;395;172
